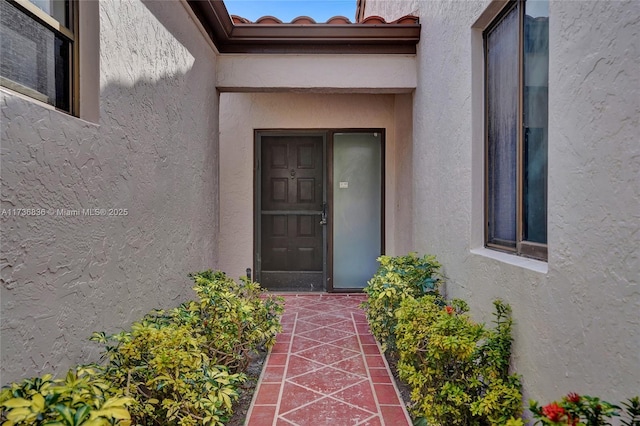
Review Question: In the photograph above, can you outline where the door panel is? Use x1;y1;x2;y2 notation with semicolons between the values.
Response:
262;137;323;212
259;135;325;291
332;133;382;290
261;214;323;271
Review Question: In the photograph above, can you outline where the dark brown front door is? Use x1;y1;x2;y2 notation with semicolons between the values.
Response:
258;134;325;291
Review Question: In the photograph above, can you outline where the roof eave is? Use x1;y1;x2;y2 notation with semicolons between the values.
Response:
186;0;420;54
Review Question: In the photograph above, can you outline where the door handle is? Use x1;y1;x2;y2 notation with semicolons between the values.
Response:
320;202;327;225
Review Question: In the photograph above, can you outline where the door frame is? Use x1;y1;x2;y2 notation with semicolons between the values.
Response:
254;129;385;292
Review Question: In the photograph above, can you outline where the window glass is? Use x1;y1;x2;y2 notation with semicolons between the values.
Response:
484;0;549;259
0;0;71;111
486;4;519;247
29;0;70;28
523;0;549;244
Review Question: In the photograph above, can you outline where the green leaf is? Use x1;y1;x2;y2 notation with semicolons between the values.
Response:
74;405;91;424
31;393;46;412
100;397;133;409
54;404;75;425
2;397;32;408
6;407;32;422
90;407;131;420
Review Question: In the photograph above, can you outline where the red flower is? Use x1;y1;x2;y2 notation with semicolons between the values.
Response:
444;306;454;315
566;393;581;404
542;402;566;422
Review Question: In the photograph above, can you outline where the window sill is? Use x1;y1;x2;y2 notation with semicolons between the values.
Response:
470;247;548;274
0;87;98;126
1;86;66;114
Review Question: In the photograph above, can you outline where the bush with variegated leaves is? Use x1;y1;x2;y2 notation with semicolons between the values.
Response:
93;320;245;426
361;253;443;353
0;367;132;425
2;270;284;426
395;296;522;426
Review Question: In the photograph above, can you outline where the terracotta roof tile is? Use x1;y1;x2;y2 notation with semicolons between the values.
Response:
230;14;418;26
291;16;317;24
230;15;251;24
360;15;385;24
187;0;421;54
395;15;419;25
255;15;283;24
326;16;352;24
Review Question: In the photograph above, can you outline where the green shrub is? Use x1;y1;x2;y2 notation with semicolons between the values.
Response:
361;253;443;352
93;321;244;426
622;397;640;426
92;270;284;425
396;296;522;426
2;270;284;426
181;270;284;372
0;367;132;425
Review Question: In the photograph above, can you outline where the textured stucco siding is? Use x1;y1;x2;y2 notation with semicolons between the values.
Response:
362;0;419;22
216;54;417;92
1;0;219;383
365;0;639;404
218;92;414;280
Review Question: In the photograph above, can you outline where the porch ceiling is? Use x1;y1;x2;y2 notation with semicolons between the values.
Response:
186;0;421;54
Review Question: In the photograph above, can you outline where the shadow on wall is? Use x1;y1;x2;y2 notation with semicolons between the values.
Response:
0;1;219;384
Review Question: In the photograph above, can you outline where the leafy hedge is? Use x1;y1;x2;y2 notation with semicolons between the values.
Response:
362;254;522;425
1;271;283;426
0;368;131;425
396;297;522;425
183;270;283;372
361;253;442;353
362;254;639;426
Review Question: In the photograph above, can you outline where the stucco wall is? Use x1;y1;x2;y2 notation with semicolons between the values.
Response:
365;0;639;404
216;54;417;92
0;0;219;383
218;92;414;281
363;0;419;22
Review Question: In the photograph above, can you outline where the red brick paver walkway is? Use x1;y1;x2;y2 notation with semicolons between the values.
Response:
245;293;412;426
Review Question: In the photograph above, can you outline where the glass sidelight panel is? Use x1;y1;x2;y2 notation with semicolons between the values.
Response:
332;133;382;289
523;0;549;244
